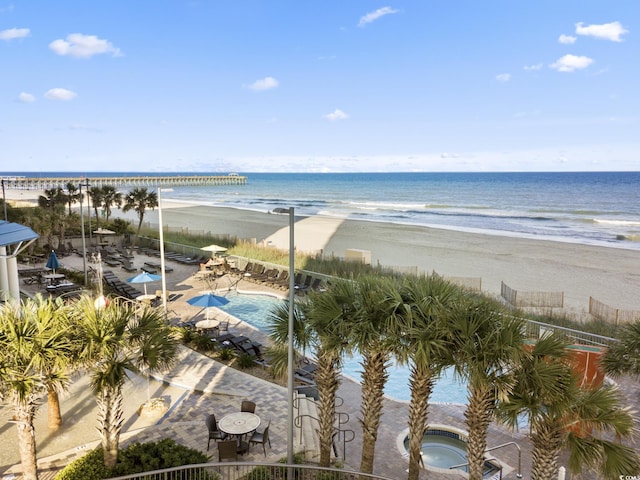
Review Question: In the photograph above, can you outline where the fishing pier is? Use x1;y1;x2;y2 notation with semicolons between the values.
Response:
1;174;247;190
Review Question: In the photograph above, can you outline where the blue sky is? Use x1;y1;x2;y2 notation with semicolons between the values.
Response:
1;1;638;173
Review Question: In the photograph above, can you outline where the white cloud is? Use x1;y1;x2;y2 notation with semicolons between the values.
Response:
496;73;510;82
49;33;121;58
0;27;30;40
524;63;543;71
558;34;576;44
44;88;77;101
324;109;349;121
18;92;35;103
575;21;628;42
248;76;279;91
358;7;399;27
549;54;594;72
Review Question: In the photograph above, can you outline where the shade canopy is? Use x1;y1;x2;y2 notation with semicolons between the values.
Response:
45;250;60;272
187;292;230;308
127;271;161;295
187;292;230;320
94;228;116;235
200;244;228;254
127;272;162;284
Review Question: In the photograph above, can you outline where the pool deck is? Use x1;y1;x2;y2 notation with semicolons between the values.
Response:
4;252;639;479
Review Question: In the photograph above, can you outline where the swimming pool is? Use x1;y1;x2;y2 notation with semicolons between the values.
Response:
219;292;468;404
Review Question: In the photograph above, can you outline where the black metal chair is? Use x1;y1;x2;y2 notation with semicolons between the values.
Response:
206;413;227;450
241;400;256;413
249;419;271;456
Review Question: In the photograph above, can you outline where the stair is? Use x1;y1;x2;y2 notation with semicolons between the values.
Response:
294;390;321;462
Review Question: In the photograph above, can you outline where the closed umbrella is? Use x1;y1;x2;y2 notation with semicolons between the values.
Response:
187;292;230;319
45;250;60;274
127;271;162;296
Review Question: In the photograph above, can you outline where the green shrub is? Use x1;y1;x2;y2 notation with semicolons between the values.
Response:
54;448;110;480
110;438;211;476
193;333;217;351
54;439;215;480
217;347;236;361
237;352;256;369
245;466;273;480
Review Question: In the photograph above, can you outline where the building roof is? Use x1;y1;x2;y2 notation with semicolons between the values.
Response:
0;220;39;247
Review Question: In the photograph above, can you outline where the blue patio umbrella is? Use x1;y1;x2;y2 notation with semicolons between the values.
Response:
45;250;60;273
127;271;162;295
187;292;230;319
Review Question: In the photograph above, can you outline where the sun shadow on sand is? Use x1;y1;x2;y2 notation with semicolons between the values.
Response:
262;217;345;254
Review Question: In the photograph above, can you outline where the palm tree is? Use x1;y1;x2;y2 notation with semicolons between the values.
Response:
266;299;312;382
448;297;526;480
122;188;158;248
391;275;462;480
601;321;640;378
38;187;66;248
0;296;74;480
64;182;82;215
88;186;104;227
71;295;178;467
100;185;122;223
305;286;353;467
266;286;350;467
342;276;398;475
500;333;639;480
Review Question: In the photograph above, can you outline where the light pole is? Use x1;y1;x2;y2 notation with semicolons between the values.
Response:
286;207;295;466
78;182;88;286
1;178;7;221
157;188;173;313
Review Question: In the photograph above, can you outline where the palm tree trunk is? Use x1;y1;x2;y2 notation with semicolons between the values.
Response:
407;364;434;480
316;347;340;467
47;385;63;429
97;386;124;468
464;385;495;480
530;421;564;480
15;405;39;480
359;351;390;474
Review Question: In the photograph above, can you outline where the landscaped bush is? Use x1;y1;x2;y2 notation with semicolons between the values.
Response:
244;466;273;480
54;448;111;480
217;346;236;361
237;352;256;369
54;439;215;480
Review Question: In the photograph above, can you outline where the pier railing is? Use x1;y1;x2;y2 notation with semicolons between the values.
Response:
2;174;246;190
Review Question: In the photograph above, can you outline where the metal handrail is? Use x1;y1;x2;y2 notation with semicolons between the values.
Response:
106;461;395;480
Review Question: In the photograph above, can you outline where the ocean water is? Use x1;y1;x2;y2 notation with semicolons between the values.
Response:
10;171;640;249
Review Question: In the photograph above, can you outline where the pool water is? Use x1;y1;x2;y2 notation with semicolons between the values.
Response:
220;292;469;404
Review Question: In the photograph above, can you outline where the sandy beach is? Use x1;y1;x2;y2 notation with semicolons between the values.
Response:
146;202;640;320
6;189;640;319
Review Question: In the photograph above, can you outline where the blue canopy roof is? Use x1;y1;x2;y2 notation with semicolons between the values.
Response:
0;220;39;247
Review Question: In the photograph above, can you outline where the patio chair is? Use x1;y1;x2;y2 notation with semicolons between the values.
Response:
249;419;271;456
217;439;238;464
217;320;229;336
206;414;227;450
240;400;256;413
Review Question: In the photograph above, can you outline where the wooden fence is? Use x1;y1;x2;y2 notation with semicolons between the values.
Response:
501;281;564;308
589;297;640;325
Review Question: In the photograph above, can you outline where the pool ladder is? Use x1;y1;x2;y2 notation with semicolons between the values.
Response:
449;441;523;479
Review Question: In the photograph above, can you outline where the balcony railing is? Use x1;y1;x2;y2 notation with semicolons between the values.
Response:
106;462;396;480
